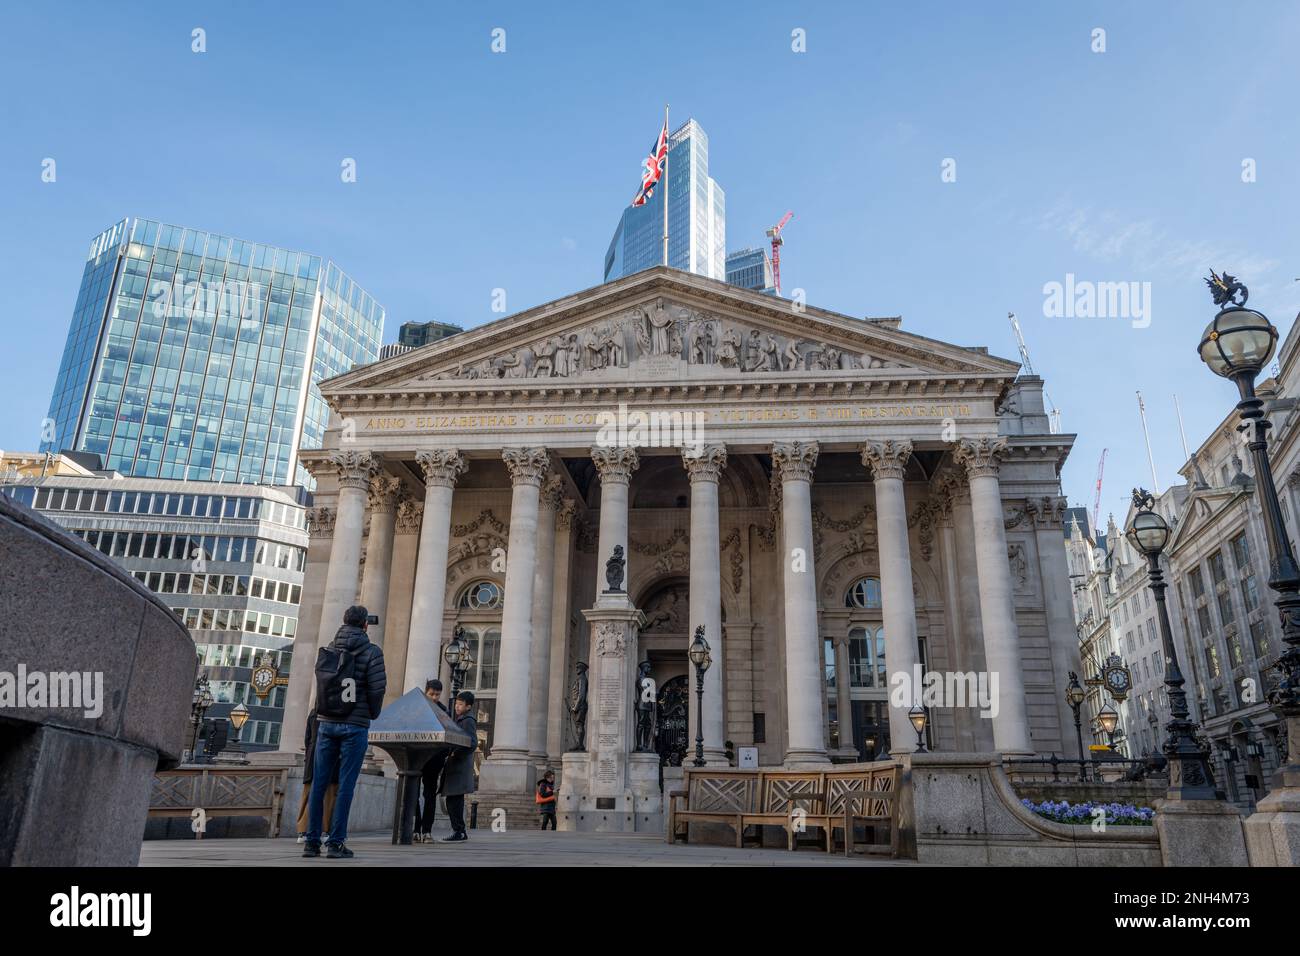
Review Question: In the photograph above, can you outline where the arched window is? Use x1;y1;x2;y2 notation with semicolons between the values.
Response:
845;576;882;610
458;580;503;610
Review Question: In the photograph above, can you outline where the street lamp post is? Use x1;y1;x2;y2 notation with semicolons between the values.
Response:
689;626;711;768
1065;672;1088;781
1125;488;1221;799
189;674;213;763
908;705;928;754
229;702;250;752
1198;272;1300;789
444;625;474;699
1096;704;1119;751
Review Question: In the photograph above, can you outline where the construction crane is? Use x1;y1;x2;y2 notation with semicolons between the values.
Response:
1092;448;1108;534
766;211;794;295
1007;312;1062;433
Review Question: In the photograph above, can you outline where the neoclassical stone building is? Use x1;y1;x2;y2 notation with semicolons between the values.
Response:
279;268;1079;798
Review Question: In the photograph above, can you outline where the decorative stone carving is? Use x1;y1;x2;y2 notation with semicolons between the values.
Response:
395;497;423;534
502;446;550;485
772;441;819;483
594;622;626;657
307;506;335;536
1008;542;1029;589
682;443;728;482
591;446;639;484
366;473;402;512
642;584;688;633
721;527;744;594
953;436;1010;478
330;450;379;490
415;448;467;488
631;528;690;555
540;474;564;512
907;498;943;562
556;498;578;531
861;439;914;481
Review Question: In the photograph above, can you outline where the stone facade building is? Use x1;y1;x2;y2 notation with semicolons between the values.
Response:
277;268;1079;801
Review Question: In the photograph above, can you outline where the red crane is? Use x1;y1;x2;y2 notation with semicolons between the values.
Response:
1092;448;1108;534
766;211;794;295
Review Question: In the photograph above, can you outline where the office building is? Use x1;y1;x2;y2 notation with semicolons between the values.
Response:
725;247;775;294
41;218;384;489
398;320;463;349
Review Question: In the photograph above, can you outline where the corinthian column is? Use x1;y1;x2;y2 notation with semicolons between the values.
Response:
590;446;639;586
772;441;830;767
479;447;549;795
954;437;1032;754
862;440;923;754
684;443;728;765
527;474;564;770
358;472;402;650
403;449;467;693
317;450;379;650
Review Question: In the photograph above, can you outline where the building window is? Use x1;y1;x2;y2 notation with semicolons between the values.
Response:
459;580;503;610
1250;619;1270;659
845;577;882;610
1209;550;1227;585
1189;567;1206;599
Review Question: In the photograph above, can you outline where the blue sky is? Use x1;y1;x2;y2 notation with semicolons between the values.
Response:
2;1;1297;516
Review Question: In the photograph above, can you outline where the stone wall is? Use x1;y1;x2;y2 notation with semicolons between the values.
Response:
0;494;195;866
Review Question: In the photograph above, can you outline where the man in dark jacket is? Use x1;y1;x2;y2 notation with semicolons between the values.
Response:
439;690;479;842
415;678;450;841
304;605;387;859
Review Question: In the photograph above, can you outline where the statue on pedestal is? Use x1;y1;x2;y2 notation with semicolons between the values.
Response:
605;545;626;592
568;661;589;751
634;661;655;752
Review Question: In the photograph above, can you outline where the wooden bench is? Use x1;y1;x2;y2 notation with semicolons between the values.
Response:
149;767;289;838
666;764;899;856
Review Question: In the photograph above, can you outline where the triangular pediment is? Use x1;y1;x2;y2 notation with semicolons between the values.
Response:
322;268;1019;397
1167;485;1252;554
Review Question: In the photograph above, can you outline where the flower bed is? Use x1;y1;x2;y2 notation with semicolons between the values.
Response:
1021;799;1154;826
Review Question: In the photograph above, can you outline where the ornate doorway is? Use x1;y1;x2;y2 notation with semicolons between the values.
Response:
656;675;689;770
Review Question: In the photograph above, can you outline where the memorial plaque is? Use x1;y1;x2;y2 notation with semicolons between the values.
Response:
596;756;618;784
598;675;622;722
596;797;616;810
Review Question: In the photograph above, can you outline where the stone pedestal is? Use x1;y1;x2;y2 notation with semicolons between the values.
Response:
1154;798;1248;867
1243;761;1300;866
556;592;662;832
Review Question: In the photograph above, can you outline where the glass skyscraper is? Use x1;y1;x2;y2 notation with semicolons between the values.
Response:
725;247;775;294
603;119;725;282
42;218;384;488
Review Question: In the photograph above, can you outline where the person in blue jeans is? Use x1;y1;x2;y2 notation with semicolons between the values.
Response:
304;605;387;859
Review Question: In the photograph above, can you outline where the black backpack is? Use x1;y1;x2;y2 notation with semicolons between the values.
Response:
315;644;359;720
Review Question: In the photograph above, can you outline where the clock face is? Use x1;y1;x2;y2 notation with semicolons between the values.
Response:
253;668;274;690
1106;668;1129;691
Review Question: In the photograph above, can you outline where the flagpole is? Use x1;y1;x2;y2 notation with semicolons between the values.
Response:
662;103;669;268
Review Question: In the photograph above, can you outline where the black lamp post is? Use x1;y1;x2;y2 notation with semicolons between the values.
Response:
1065;672;1088;781
1125;488;1221;799
907;705;928;753
689;626;711;768
1198;272;1300;791
444;625;474;699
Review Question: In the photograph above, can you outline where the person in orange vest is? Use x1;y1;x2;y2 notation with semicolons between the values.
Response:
535;769;557;830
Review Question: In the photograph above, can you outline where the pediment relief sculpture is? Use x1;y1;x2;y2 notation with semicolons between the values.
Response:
423;298;908;383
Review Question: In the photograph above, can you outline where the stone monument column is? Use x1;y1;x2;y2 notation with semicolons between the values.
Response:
862;440;923;754
358;472;401;650
832;633;855;754
773;441;830;767
402;449;467;693
683;443;728;765
478;447;549;795
316;450;378;651
590;446;639;582
546;499;578;768
527;475;564;773
954;437;1033;755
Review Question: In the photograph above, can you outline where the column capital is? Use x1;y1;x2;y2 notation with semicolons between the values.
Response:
503;446;550;486
861;439;913;481
954;436;1010;479
367;472;403;512
395;497;424;534
415;448;468;488
330;450;380;490
773;441;819;483
540;473;565;511
590;446;639;484
682;443;728;482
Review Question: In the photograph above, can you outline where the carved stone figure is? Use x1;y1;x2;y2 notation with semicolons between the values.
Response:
634;661;655;752
646;298;674;355
553;335;572;377
605;544;626;592
532;338;556;377
584;328;606;370
717;328;741;368
497;351;526;378
602;325;626;367
569;661;589;751
760;334;781;371
784;338;804;371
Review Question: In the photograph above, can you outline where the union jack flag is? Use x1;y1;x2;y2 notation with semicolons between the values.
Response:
630;121;668;207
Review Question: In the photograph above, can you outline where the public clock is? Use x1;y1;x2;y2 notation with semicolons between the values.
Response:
1101;656;1132;701
251;658;277;700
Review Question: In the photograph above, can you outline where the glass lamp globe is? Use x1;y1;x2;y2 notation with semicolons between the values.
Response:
689;632;711;669
908;704;927;736
1198;308;1277;378
1126;507;1170;556
1097;705;1119;736
1066;678;1086;709
229;702;249;730
443;634;463;668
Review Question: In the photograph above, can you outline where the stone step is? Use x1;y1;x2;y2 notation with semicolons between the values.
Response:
470;793;551;831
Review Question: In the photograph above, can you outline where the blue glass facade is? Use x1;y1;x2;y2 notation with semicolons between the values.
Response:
604;119;725;282
725;247;775;294
41;218;384;488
